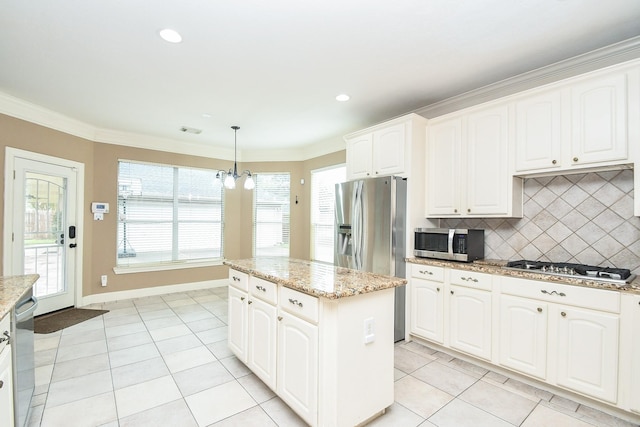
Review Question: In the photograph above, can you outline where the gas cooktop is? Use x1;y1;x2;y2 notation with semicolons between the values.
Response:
504;260;636;286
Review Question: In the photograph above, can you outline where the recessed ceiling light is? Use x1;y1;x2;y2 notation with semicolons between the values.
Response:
336;94;350;102
159;28;182;43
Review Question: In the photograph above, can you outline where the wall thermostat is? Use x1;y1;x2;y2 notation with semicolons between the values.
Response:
91;202;109;221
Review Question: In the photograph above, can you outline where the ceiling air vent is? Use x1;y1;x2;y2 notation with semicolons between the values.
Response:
180;126;202;134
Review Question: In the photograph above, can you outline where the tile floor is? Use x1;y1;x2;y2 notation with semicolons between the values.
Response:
28;286;639;427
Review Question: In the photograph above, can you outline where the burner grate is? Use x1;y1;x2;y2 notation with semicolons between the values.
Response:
505;260;634;284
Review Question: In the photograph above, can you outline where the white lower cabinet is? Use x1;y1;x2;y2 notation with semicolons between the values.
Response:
228;285;249;363
449;285;492;361
248;298;277;390
410;265;445;343
555;305;619;403
629;295;640;413
277;311;318;425
498;295;548;380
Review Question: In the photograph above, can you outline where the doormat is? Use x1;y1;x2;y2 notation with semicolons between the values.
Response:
34;308;109;334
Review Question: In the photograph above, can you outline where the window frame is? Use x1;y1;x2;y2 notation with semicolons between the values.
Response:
253;172;291;258
114;159;225;274
310;164;346;264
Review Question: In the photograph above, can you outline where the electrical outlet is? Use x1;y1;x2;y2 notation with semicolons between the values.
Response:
101;275;108;287
364;317;375;344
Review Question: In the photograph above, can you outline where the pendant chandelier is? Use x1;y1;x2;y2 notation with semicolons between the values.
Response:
216;126;255;190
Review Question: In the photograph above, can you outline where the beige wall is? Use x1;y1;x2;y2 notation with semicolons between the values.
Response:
0;113;345;298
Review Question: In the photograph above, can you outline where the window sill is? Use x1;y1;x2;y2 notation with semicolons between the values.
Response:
113;259;225;275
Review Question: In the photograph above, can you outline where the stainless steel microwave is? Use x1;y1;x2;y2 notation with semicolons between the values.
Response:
414;228;484;262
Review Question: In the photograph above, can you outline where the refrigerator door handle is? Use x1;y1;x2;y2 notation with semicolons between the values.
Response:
353;181;363;270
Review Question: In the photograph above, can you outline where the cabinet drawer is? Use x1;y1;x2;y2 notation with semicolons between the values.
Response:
500;277;620;313
229;269;249;291
450;269;492;291
250;277;277;305
411;264;444;282
279;287;319;324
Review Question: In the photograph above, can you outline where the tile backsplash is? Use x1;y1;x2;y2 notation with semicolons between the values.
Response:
441;169;640;275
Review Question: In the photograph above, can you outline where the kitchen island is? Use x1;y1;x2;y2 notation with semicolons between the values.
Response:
224;258;406;427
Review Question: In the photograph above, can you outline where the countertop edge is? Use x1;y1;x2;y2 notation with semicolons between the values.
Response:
224;259;407;300
406;258;640;294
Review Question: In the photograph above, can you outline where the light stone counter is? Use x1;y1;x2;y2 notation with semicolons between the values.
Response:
0;274;39;319
223;257;406;299
406;257;640;294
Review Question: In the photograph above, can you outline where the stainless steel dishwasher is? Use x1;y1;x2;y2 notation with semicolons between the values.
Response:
12;289;38;427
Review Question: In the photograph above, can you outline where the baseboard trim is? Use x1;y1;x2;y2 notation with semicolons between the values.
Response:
79;279;228;306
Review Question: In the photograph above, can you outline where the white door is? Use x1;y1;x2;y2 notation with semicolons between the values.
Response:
4;149;83;316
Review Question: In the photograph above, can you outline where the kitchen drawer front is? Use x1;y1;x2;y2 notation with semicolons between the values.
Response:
450;269;492;291
411;263;445;282
279;287;319;324
229;269;249;291
500;277;620;313
250;277;277;305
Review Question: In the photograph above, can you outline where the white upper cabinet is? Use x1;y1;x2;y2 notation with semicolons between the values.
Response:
515;65;635;174
514;89;563;172
570;72;628;166
426;103;523;218
345;113;427;181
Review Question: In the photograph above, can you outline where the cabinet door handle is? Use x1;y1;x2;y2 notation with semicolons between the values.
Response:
573;157;579;162
454;209;458;213
278;316;283;321
461;277;478;283
561;311;567;317
450;290;454;295
537;307;543;313
436;287;440;292
552;159;557;165
541;290;566;297
240;296;245;301
288;298;303;308
467;208;471;213
255;285;266;292
419;270;433;275
248;300;253;304
0;331;9;345
0;380;3;389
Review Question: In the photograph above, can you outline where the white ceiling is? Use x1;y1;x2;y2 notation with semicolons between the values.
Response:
1;0;640;160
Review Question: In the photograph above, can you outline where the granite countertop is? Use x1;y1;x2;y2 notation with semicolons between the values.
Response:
406;257;640;294
0;274;39;319
224;258;406;299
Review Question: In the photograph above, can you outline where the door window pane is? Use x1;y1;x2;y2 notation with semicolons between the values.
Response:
254;173;290;257
311;166;346;263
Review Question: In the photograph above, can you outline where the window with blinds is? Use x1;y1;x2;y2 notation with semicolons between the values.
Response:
310;165;346;263
253;173;290;257
117;161;224;267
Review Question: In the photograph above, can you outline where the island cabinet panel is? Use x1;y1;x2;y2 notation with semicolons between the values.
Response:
629;294;640;414
277;310;318;425
248;298;277;390
498;294;548;380
0;314;13;427
228;285;248;364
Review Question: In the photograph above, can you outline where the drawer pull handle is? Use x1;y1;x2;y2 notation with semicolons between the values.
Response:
0;331;9;345
248;300;253;304
232;276;241;282
256;285;267;292
461;277;478;283
288;298;303;308
419;270;433;275
541;290;566;297
561;311;567;317
537;307;542;313
240;296;245;301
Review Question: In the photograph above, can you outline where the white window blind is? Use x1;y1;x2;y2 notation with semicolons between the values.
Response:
254;173;290;257
117;161;224;267
310;165;346;263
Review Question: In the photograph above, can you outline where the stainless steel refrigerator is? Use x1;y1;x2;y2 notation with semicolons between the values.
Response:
334;176;407;342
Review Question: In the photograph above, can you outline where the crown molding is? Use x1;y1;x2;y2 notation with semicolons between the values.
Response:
414;36;640;119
